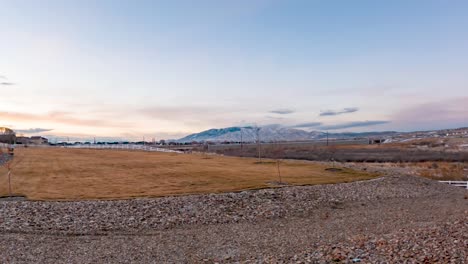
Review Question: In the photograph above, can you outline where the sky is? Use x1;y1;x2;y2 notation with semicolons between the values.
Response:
1;0;467;141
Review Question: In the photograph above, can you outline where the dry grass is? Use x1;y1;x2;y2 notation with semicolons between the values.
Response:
354;161;468;181
403;161;468;181
0;147;378;200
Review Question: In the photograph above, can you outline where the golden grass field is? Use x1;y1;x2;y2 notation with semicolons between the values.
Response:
0;147;378;200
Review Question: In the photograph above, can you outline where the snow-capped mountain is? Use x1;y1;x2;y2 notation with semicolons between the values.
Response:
176;125;398;143
177;125;325;142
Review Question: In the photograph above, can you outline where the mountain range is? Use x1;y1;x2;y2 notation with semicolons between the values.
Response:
177;125;397;142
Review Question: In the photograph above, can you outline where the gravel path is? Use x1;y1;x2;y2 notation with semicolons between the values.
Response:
1;175;467;263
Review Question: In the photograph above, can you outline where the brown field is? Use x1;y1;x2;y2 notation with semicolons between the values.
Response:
0;147;378;200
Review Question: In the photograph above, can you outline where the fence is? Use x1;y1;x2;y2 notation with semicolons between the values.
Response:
67;144;183;153
439;180;468;190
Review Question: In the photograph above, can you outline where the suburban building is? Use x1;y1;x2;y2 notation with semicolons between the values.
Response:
16;136;31;145
30;136;49;145
15;136;49;145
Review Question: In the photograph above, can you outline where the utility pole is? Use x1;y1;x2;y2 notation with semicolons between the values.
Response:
326;131;329;146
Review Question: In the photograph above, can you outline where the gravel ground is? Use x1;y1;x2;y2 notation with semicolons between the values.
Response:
0;174;467;263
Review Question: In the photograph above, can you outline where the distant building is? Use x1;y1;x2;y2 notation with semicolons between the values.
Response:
30;136;49;145
15;136;49;145
368;138;384;144
16;136;31;145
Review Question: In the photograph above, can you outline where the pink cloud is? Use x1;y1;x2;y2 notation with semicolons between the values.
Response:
0;111;130;128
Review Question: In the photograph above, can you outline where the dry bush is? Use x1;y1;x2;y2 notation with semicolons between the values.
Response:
409;162;467;181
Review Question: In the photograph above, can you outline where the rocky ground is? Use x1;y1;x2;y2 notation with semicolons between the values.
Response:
0;174;467;263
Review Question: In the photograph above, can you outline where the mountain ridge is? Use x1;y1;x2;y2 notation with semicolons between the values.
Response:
177;126;397;142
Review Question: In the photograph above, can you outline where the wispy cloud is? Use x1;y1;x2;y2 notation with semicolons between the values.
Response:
265;115;286;120
292;122;322;128
0;75;14;85
319;120;390;130
269;108;295;115
0;111;130;127
320;107;359;116
140;106;215;119
15;128;53;134
138;105;247;129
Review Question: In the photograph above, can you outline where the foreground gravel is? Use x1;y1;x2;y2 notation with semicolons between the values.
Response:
1;175;467;263
304;219;467;263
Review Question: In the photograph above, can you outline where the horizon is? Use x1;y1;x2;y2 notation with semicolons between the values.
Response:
11;124;468;143
1;1;467;140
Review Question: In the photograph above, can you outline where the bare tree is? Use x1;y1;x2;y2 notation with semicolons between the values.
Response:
327;144;338;169
2;151;24;198
271;140;284;183
7;162;12;197
276;160;282;183
240;128;243;157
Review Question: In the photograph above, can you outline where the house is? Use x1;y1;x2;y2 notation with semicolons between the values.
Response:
30;136;49;145
15;136;49;145
16;136;31;145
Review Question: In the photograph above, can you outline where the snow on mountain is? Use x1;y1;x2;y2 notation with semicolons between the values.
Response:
177;125;325;142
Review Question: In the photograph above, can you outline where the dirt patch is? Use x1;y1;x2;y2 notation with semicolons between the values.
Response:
253;161;277;164
325;168;343;172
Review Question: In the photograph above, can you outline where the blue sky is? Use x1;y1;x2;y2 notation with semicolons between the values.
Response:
1;0;467;140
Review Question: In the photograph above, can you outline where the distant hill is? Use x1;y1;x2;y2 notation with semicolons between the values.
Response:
176;125;397;142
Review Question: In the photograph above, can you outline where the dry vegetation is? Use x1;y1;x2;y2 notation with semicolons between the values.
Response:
397;161;468;181
212;143;468;162
0;147;377;200
344;161;468;181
